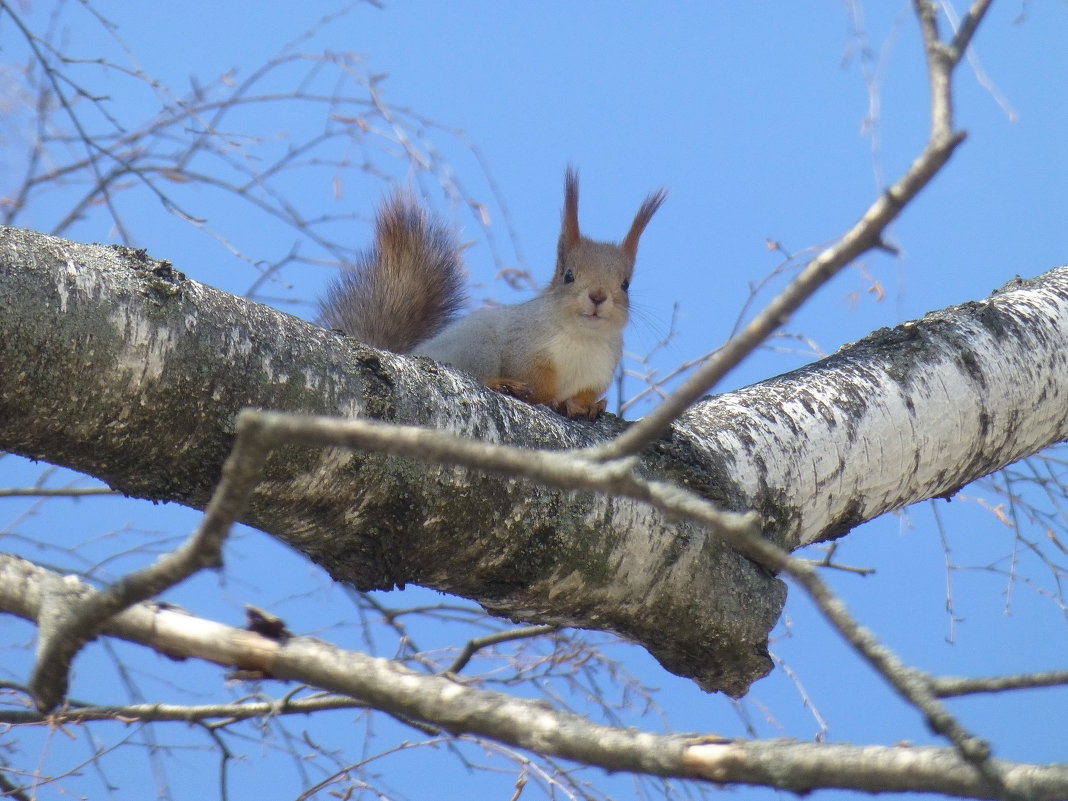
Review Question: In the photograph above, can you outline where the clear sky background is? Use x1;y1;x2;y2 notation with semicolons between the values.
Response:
1;2;1067;800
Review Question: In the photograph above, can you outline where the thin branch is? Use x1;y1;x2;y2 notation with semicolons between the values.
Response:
636;479;991;765
585;2;982;462
3;554;1066;799
931;669;1068;698
28;416;271;711
230;409;758;539
231;410;991;761
447;625;558;676
0;691;370;725
803;542;877;576
0;768;33;801
0;487;117;498
0;1;182;241
949;0;995;64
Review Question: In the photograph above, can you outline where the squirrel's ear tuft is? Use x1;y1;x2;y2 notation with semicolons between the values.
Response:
562;166;581;248
622;188;667;259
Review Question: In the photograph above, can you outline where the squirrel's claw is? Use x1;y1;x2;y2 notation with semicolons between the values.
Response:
486;379;606;422
558;395;607;422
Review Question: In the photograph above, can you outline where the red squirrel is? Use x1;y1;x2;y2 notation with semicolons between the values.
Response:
320;168;666;420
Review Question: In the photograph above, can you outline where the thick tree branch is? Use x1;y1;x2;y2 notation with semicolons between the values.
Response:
680;267;1068;551
2;554;1067;801
0;225;785;695
198;408;991;759
2;225;1068;696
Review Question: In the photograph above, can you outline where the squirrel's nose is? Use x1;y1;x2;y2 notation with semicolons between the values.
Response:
589;289;607;306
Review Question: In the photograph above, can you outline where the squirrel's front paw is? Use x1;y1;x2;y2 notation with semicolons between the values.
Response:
486;380;606;422
485;378;535;403
557;395;607;422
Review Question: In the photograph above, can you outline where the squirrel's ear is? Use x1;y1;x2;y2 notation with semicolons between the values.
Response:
622;188;668;259
562;166;581;248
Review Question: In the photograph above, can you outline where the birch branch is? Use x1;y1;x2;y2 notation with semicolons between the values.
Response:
2;554;1066;800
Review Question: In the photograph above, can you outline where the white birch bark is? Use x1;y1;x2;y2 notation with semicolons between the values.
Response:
677;267;1068;548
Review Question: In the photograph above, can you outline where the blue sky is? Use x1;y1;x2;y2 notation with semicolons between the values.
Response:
1;2;1067;799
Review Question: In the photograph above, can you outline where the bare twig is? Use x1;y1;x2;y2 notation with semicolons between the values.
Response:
585;0;987;463
447;625;558;676
801;542;876;576
0;487;116;498
28;416;271;711
1;689;370;725
931;669;1068;698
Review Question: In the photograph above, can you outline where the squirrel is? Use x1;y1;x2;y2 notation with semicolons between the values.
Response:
319;168;666;420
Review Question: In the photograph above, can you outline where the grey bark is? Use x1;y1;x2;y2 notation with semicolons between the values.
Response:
2;225;1067;695
0;226;782;694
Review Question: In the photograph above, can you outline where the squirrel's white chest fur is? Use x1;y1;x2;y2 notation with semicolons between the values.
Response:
543;323;621;399
416;300;622;402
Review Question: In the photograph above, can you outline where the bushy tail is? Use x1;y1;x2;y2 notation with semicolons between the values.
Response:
320;193;467;353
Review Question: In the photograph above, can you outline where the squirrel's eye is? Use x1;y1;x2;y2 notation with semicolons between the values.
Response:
621;279;630;292
564;269;575;284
